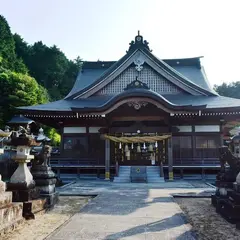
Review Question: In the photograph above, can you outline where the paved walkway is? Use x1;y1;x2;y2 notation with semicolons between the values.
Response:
47;181;214;240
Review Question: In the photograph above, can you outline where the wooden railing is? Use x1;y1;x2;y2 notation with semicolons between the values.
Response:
172;158;220;166
50;157;115;168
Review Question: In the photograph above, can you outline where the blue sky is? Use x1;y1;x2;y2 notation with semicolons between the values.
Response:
1;0;240;86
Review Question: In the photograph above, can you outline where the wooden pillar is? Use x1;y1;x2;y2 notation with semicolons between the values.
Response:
220;120;224;146
60;126;64;154
168;137;173;181
105;139;110;180
192;125;196;159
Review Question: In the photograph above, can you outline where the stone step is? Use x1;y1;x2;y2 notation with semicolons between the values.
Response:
114;179;130;183
118;172;130;175
0;192;12;208
147;176;162;179
147;179;165;183
0;202;23;234
114;176;130;179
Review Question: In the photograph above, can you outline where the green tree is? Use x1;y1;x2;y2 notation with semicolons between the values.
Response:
0;15;15;70
13;33;31;64
13;35;81;100
44;127;61;146
214;82;240;99
0;68;49;126
0;15;28;73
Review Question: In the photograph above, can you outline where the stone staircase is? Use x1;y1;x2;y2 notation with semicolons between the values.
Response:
113;166;165;183
0;177;23;234
113;166;131;183
146;166;165;183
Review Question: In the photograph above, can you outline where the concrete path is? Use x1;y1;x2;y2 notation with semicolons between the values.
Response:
47;181;214;240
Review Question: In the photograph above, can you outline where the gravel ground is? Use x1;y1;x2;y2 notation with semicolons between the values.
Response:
175;198;240;240
2;196;90;240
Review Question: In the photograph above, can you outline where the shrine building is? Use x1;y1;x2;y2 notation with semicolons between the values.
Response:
18;33;240;181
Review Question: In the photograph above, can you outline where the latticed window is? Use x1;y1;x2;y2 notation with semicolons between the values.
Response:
196;136;219;149
173;136;192;159
95;65;182;95
195;136;220;158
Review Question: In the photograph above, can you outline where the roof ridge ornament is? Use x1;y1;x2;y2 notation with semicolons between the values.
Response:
134;52;145;72
127;31;151;53
124;77;150;91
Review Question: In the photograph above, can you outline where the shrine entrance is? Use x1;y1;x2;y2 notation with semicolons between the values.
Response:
107;132;170;166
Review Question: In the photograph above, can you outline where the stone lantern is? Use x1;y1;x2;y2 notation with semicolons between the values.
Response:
31;128;58;206
7;127;39;202
0;129;12;190
0;129;23;233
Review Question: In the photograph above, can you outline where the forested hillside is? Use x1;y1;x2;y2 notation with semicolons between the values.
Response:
0;15;82;145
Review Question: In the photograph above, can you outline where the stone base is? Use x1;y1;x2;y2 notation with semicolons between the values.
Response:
9;188;39;202
236;221;240;230
36;184;56;195
7;181;35;191
0;191;23;235
0;203;23;234
211;194;217;207
216;199;240;224
41;191;59;207
7;180;39;202
216;180;234;189
22;198;48;219
211;194;229;209
234;183;240;192
0;191;12;207
0;178;6;192
31;166;56;178
31;165;57;195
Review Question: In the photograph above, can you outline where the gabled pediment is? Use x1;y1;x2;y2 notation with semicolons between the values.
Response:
94;63;183;96
67;34;217;100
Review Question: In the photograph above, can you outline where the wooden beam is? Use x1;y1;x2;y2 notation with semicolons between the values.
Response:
111;116;165;122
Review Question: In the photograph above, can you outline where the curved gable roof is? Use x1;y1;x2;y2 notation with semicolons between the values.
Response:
65;34;217;99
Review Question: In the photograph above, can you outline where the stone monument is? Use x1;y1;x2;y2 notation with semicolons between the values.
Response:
31;128;58;206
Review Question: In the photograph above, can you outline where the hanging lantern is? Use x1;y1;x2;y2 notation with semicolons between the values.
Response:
137;144;141;153
155;141;158;148
119;142;122;149
148;143;153;152
131;142;134;149
125;144;129;152
143;142;146;150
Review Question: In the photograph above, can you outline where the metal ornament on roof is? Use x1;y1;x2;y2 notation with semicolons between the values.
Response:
134;52;145;72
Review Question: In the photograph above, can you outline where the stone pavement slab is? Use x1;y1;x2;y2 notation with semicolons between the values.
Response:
46;181;204;240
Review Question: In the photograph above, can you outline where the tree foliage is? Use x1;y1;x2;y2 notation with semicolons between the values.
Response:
214;82;240;99
13;35;82;101
0;16;28;73
0;14;81;144
0;68;49;126
44;127;61;146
